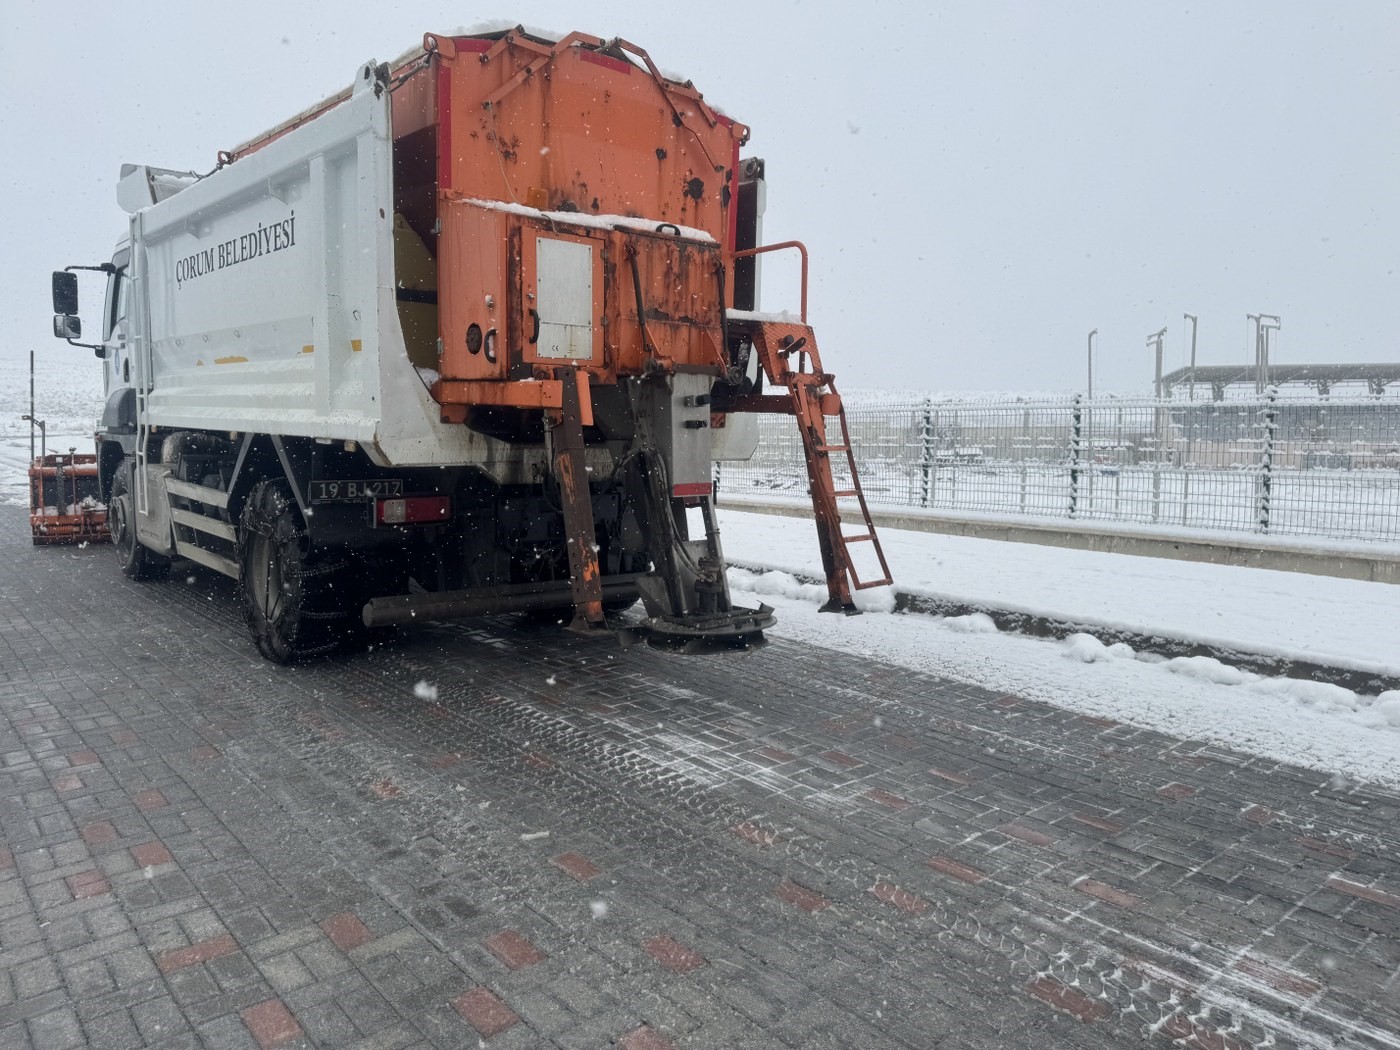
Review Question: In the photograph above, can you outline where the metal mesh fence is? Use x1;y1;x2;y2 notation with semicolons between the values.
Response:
716;394;1400;545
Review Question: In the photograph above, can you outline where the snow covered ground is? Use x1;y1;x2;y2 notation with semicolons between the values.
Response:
721;508;1400;790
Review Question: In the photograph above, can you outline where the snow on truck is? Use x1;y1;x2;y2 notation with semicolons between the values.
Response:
50;26;891;662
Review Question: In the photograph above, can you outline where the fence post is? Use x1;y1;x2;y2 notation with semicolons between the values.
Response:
1069;394;1082;518
1257;386;1277;533
919;398;934;508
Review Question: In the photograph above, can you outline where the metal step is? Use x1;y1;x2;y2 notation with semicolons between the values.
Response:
174;540;239;580
855;577;894;589
171;507;235;542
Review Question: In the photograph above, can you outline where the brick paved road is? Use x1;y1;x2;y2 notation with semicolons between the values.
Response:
2;503;1398;1050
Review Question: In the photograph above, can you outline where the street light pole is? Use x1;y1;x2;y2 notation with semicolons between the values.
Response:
1183;313;1198;401
1087;328;1097;399
1247;313;1279;393
1258;314;1280;391
1147;327;1167;399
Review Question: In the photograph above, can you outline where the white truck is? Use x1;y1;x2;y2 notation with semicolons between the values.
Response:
51;27;888;662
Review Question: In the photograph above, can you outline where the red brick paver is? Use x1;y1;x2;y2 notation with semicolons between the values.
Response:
68;750;100;767
1026;975;1111;1022
130;840;173;868
819;749;862;769
864;787;912;811
453;986;519;1038
757;746;795;764
927;856;987;885
1076;714;1119;729
1234;956;1322;998
485;929;548;970
1073;877;1141;910
642;934;707;974
1328;876;1400;909
1070;812;1127;835
928;767;972;786
618;1025;675;1050
81;822;117;846
240;998;303;1049
733;821;777;847
1294;835;1354;861
368;778;402;799
1242;804;1275;825
66;870;110;900
156;933;239;974
870;881;929;915
999;823;1054;847
775;878;830;913
1156;782;1197;800
320;912;372;952
133;789;168;812
550;851;601;881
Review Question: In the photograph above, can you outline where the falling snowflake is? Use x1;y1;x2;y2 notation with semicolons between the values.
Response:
414;681;439;701
590;900;608;919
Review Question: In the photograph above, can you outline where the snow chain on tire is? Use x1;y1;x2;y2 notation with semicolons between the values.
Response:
237;480;359;663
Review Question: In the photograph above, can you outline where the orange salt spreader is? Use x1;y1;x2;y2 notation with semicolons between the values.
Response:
389;28;890;641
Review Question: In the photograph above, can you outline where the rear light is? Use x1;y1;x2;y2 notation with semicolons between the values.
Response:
375;496;451;525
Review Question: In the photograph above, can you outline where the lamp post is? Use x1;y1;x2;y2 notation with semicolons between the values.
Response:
1247;313;1280;393
1147;327;1167;399
1259;314;1280;391
1183;313;1198;401
1087;328;1097;399
1146;326;1168;521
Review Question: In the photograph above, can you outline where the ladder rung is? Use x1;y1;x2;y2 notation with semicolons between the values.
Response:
855;578;893;589
842;534;874;544
833;489;858;498
815;444;850;453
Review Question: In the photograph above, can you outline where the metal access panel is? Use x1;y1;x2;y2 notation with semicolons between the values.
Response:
524;233;600;363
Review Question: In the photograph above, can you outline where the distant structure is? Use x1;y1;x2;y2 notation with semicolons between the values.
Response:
1162;363;1400;400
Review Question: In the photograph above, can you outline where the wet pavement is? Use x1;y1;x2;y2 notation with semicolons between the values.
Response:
1;503;1397;1049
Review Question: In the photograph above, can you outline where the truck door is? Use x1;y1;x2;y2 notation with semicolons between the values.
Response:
102;249;132;395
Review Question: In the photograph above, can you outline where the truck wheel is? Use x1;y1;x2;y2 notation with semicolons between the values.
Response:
109;461;171;581
238;480;355;663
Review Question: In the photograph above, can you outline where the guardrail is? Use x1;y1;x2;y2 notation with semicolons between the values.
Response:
717;392;1400;545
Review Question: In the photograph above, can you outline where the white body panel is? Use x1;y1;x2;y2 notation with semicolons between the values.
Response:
126;63;507;470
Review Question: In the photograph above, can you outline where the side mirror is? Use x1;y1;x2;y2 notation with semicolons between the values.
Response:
53;314;82;340
52;271;79;315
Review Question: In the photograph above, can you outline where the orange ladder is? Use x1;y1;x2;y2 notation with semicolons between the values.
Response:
736;319;893;613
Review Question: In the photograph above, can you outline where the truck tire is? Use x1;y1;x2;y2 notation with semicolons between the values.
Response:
237;480;356;663
109;460;171;581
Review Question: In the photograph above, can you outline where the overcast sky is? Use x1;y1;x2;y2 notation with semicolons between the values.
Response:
3;1;1396;394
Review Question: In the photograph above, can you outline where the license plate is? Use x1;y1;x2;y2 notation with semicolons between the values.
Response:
310;479;403;503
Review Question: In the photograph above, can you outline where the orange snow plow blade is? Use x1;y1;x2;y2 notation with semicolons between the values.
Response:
28;453;110;545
